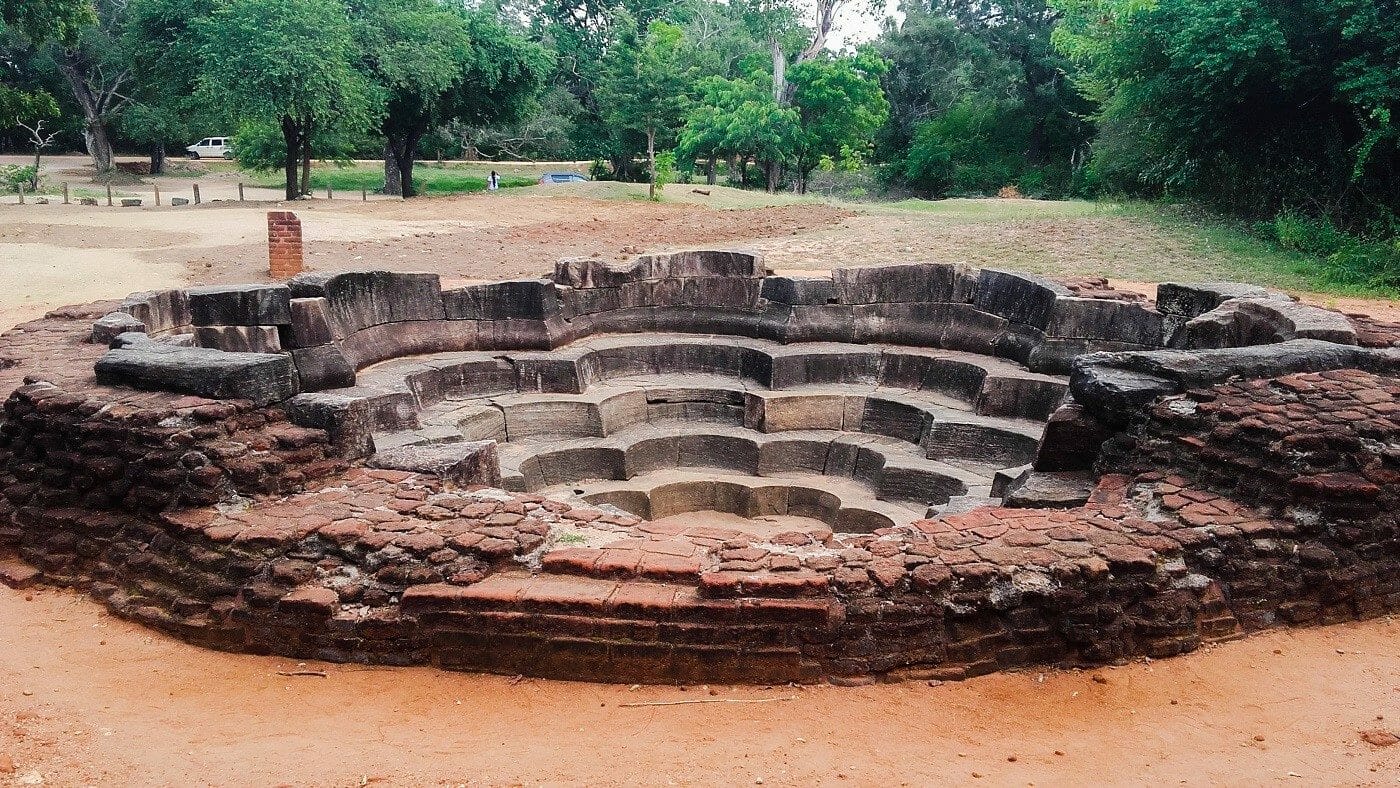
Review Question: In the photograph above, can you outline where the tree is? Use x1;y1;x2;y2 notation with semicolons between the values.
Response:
1052;0;1398;227
788;50;888;194
122;0;214;174
1;86;60;188
598;17;691;198
52;0;130;174
677;74;797;190
358;1;550;196
0;0;94;43
198;0;378;200
874;0;1093;198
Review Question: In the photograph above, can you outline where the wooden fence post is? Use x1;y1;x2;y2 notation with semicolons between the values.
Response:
16;182;23;204
62;183;69;204
192;183;201;204
238;182;245;201
154;184;161;206
106;184;113;206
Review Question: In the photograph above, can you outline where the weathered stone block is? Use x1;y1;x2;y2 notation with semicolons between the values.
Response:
188;284;292;326
194;325;282;353
95;344;298;405
368;441;501;487
1046;297;1164;344
442;279;559;320
290;271;445;334
121;289;191;333
288;297;337;347
290;345;356;390
1032;403;1112;472
760;276;837;305
92;312;146;345
1002;471;1096;508
285;392;376;457
833;263;972;304
974;269;1072;329
1155;282;1287;318
1179;298;1357;349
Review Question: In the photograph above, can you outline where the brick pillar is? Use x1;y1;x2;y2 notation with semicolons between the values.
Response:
268;211;304;278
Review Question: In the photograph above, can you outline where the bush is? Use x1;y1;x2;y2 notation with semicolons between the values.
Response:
1259;210;1400;289
0;165;37;193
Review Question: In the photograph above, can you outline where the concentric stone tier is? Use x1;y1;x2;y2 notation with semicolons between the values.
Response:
350;335;1060;523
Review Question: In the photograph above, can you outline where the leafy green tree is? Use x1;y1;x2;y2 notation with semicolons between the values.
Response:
356;0;471;196
122;0;215;174
198;0;379;200
598;17;691;198
788;50;888;194
874;0;1091;198
1053;0;1398;227
0;0;93;44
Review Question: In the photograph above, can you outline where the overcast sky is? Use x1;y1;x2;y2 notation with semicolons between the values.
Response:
827;0;903;50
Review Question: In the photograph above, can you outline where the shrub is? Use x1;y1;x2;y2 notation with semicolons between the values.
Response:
0;165;37;193
1260;210;1400;289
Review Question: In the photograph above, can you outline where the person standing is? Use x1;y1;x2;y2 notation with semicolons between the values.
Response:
488;170;500;191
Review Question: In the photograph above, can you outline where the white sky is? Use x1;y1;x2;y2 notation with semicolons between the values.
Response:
827;0;903;50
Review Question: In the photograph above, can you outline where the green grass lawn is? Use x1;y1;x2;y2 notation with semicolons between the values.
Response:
251;165;536;195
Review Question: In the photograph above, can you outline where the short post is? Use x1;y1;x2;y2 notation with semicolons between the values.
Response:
62;182;69;204
106;184;113;206
361;188;367;202
238;182;245;201
16;182;23;204
192;183;201;204
326;185;333;200
154;183;161;206
267;211;304;278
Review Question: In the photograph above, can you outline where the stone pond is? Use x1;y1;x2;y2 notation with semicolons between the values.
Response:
1;250;1397;684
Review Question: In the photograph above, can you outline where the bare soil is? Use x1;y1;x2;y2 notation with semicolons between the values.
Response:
2;171;1400;785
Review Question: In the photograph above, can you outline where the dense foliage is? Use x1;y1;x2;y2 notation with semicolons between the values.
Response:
1;0;1397;280
1054;0;1400;283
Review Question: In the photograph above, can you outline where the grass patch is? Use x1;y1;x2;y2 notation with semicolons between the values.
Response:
250;165;534;195
1114;202;1400;299
879;197;1113;220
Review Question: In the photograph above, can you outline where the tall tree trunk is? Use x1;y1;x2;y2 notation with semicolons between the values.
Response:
301;123;313;197
646;127;656;200
82;124;115;174
609;155;630;182
764;160;779;193
706;155;716;186
383;140;403;196
57;52;121;174
771;38;786;104
399;132;423;197
739;156;748;188
150;143;166;176
280;116;301;201
29;148;42;190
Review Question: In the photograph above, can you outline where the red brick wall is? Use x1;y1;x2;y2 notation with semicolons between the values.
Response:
268;211;304;279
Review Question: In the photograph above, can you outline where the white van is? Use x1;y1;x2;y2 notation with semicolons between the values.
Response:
186;137;235;159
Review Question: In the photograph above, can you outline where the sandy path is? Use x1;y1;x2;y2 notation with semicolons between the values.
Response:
1;585;1397;786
